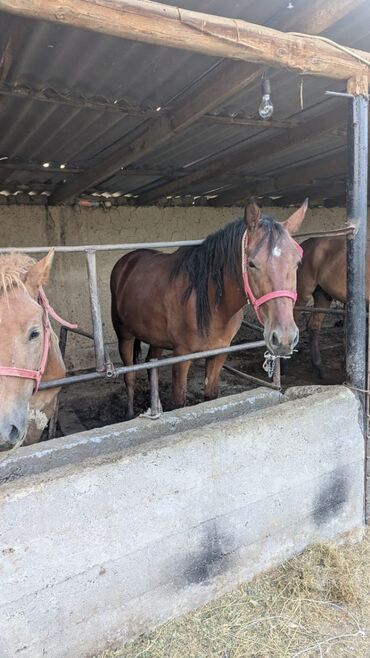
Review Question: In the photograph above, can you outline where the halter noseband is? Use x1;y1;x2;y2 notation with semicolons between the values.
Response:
242;230;303;325
0;287;77;394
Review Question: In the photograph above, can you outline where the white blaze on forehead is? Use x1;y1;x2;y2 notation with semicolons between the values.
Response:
272;246;281;258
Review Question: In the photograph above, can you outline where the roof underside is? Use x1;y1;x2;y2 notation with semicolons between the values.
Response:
0;0;369;207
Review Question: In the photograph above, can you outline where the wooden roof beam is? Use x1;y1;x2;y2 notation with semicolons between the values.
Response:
51;60;264;202
2;0;370;80
139;102;347;204
9;0;359;202
209;150;347;206
0;82;295;130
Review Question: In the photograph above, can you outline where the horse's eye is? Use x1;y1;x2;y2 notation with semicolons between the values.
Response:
248;260;257;269
28;328;40;341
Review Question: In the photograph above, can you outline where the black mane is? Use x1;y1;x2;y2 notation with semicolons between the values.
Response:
170;214;285;333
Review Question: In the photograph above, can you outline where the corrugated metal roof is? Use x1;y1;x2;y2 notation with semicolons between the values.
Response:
0;0;369;206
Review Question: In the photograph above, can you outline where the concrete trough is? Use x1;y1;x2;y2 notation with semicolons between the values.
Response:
0;385;365;658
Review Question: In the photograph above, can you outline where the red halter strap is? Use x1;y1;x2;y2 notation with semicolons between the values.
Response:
242;230;303;325
0;287;78;394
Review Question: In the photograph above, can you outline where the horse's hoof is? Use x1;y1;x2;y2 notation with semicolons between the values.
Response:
125;412;135;421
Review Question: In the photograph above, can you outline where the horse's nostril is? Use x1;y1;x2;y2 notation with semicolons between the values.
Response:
9;425;20;444
271;331;280;348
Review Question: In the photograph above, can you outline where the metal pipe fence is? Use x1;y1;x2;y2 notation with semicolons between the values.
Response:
0;237;351;429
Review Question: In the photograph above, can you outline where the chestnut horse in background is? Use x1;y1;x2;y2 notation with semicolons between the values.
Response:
0;251;66;452
296;236;370;378
111;201;308;419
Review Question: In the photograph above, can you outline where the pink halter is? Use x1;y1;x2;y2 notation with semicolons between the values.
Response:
242;230;303;325
0;287;77;394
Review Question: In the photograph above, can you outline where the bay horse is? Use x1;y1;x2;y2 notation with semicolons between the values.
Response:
296;235;370;378
111;200;308;419
0;251;67;452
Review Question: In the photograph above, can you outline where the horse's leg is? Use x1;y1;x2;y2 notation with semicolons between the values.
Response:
308;289;332;380
171;359;192;409
118;337;136;420
204;354;227;401
145;345;163;414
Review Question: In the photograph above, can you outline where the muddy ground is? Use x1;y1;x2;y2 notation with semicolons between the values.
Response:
57;316;344;436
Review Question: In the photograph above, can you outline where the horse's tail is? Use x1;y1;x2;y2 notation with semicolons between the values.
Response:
133;338;141;364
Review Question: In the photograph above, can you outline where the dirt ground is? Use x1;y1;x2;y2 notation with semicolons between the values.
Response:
98;528;370;658
57;316;344;436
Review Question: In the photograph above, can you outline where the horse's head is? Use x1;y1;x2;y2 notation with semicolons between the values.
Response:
243;199;307;356
0;250;54;452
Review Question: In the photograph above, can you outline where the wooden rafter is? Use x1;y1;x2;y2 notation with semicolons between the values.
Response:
139;102;347;204
0;83;296;130
1;0;370;80
1;1;364;202
209;150;347;206
51;60;264;202
46;0;363;203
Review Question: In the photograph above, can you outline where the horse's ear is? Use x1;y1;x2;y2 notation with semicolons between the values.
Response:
283;198;308;235
25;249;54;292
244;201;262;232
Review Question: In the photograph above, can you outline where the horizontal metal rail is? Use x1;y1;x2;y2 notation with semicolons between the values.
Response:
39;339;266;390
0;225;354;255
295;305;345;315
0;240;204;254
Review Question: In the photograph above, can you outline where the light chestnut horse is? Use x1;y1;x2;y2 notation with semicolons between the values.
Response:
0;251;66;452
296;236;370;378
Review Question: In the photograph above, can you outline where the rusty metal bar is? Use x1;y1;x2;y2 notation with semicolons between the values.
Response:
39;339;266;390
222;364;280;390
85;250;105;372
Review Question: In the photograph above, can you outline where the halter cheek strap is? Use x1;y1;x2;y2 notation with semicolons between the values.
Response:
242;230;303;325
0;287;77;394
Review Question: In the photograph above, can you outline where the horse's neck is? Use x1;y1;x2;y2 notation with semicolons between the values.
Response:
43;331;66;382
215;269;246;320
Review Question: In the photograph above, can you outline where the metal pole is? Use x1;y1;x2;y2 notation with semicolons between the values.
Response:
346;83;368;416
39;339;266;390
85;250;106;372
149;363;161;418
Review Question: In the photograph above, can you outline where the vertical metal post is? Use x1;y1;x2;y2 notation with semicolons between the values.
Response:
149;362;161;419
346;77;368;524
367;306;370;523
346;80;368;408
86;250;106;372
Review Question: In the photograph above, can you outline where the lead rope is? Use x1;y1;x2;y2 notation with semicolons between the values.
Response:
263;350;298;379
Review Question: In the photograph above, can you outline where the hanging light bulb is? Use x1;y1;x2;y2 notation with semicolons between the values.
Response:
258;73;274;120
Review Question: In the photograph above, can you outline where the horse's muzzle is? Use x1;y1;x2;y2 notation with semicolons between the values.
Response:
0;409;27;452
265;324;299;357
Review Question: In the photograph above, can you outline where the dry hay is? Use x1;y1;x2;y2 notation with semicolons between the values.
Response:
99;528;370;658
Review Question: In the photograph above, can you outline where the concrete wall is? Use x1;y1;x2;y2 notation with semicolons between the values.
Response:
0;385;364;658
0;204;346;370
